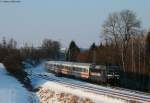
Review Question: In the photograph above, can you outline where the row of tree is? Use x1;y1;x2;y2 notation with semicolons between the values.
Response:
66;10;150;92
20;39;60;65
0;38;60;90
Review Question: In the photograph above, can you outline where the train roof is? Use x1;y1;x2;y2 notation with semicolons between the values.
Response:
46;61;91;70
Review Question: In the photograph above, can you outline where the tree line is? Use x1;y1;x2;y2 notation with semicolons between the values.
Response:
0;38;60;90
66;10;150;92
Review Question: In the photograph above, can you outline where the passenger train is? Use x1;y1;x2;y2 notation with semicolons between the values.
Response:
45;61;120;83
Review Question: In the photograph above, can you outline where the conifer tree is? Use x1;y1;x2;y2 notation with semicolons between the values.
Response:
90;43;97;51
66;40;80;61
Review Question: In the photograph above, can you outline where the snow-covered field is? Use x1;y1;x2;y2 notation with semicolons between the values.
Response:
0;63;39;103
27;63;129;103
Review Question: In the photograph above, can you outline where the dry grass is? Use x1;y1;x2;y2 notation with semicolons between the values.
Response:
128;100;141;103
37;88;94;103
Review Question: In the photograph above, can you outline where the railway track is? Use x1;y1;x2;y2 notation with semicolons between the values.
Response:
31;73;150;103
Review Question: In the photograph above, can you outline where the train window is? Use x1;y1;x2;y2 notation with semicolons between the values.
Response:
85;69;88;72
72;67;75;71
74;67;80;71
64;66;66;69
74;67;77;71
66;66;69;70
76;67;79;71
76;68;78;71
82;68;85;72
58;65;61;68
60;65;63;68
73;67;77;71
78;68;80;71
61;65;63;68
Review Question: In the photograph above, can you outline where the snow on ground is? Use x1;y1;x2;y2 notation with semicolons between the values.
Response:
36;79;127;103
27;63;129;103
0;63;39;103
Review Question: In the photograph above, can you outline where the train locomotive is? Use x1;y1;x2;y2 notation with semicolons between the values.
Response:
44;61;120;83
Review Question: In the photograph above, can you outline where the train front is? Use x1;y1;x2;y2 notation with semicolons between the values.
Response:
106;66;120;84
89;64;120;84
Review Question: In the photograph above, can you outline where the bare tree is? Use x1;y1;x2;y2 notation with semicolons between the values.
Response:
102;10;141;72
41;39;60;59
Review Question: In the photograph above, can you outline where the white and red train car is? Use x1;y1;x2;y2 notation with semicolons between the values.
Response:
45;61;120;83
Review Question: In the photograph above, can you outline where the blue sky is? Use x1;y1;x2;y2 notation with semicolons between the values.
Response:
0;0;150;48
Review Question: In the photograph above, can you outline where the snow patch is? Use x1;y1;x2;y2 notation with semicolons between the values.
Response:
0;63;7;74
0;63;39;103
